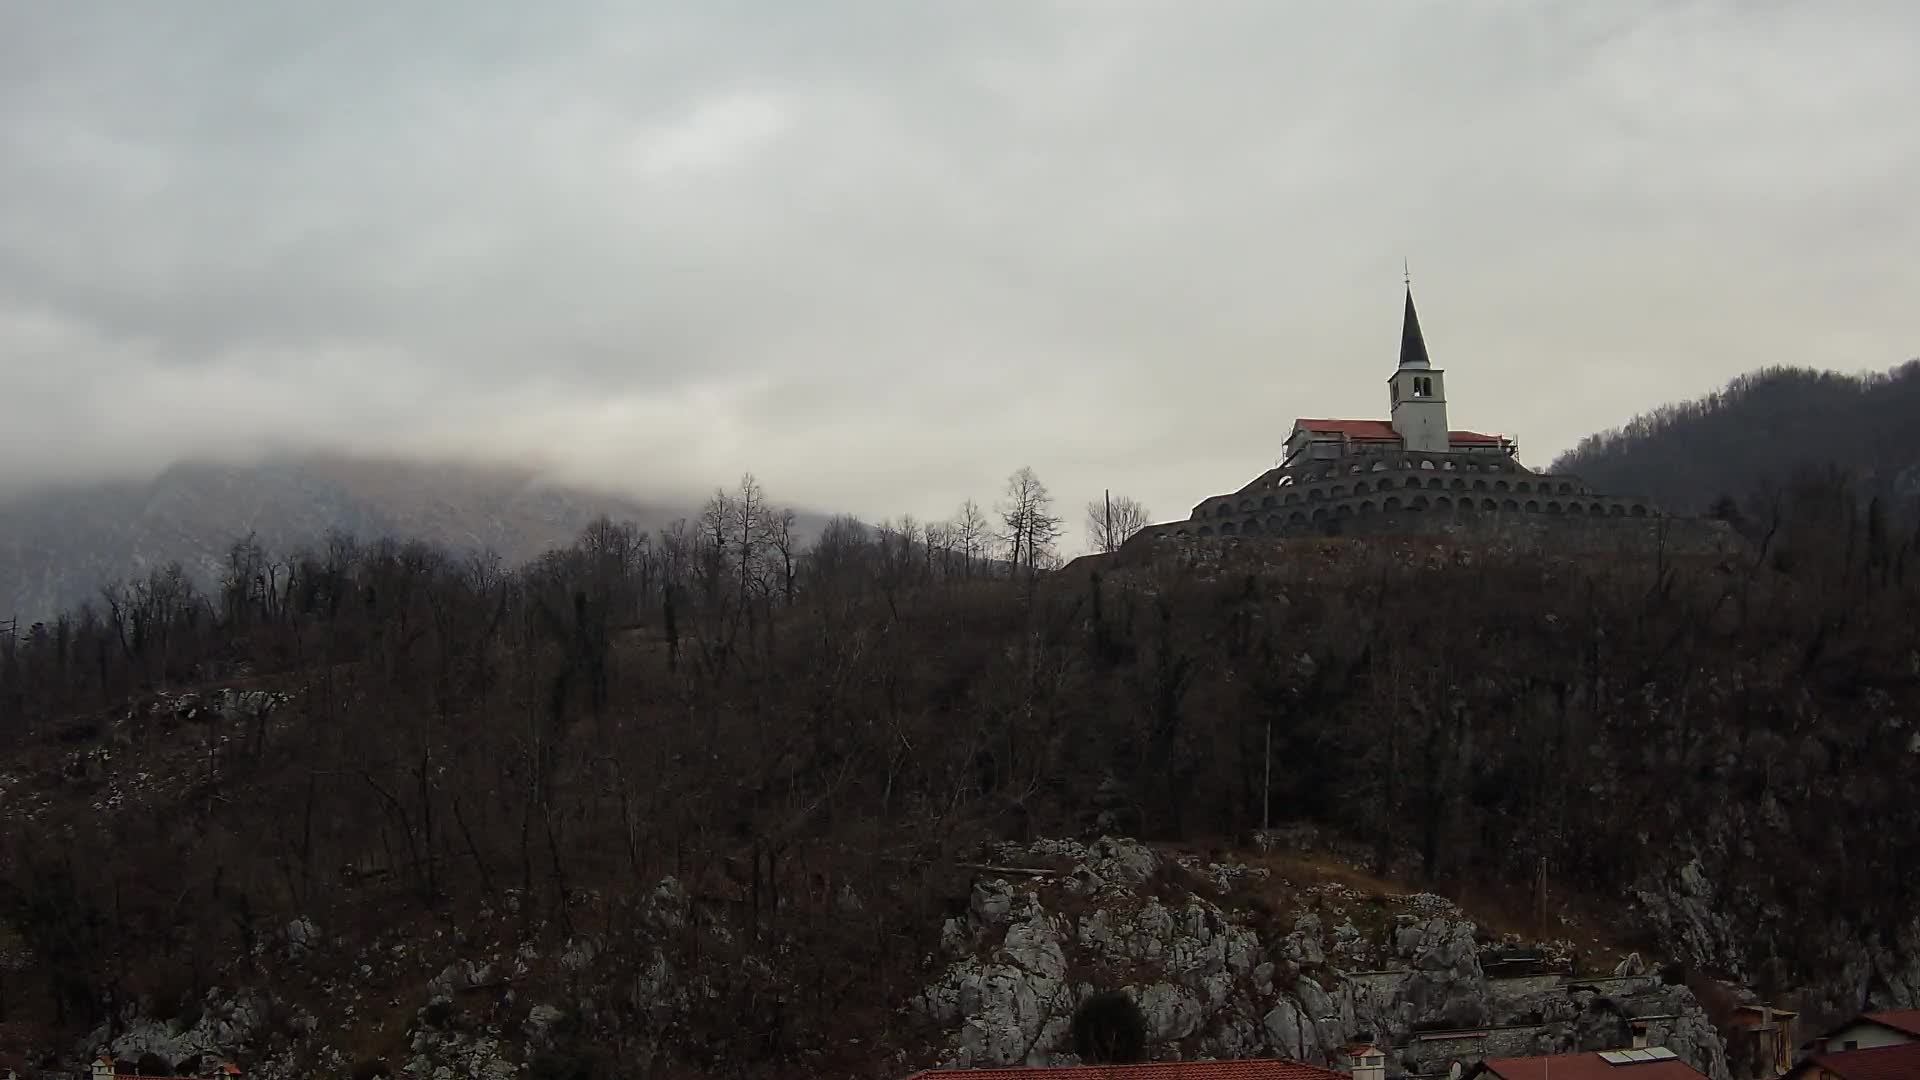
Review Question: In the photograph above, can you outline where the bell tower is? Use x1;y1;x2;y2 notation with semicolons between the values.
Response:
1388;284;1449;453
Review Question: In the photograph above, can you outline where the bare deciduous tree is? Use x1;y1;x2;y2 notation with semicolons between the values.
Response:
1085;494;1152;554
998;467;1062;582
955;499;989;579
769;507;800;607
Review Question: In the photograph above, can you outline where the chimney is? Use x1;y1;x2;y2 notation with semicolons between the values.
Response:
1348;1040;1387;1080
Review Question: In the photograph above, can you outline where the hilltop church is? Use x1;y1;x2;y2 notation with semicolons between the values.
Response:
1131;287;1664;546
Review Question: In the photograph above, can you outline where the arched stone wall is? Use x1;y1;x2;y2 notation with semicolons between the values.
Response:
1162;451;1639;541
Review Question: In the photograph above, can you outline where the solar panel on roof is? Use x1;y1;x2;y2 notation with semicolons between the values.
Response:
1599;1052;1633;1065
1644;1048;1677;1061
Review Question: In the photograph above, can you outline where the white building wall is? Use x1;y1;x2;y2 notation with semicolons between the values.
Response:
1389;367;1449;453
1394;405;1449;453
1820;1022;1914;1052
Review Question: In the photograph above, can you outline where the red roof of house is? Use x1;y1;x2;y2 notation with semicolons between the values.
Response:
906;1060;1348;1080
1800;1042;1920;1080
1866;1009;1920;1037
90;1062;229;1080
1290;419;1506;446
1481;1052;1707;1080
1809;1008;1920;1049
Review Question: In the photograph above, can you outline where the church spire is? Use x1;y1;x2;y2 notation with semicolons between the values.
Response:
1398;284;1431;370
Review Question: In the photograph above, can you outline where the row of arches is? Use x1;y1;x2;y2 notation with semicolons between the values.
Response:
1290;453;1526;484
1245;452;1530;494
1177;495;1654;538
1212;475;1584;518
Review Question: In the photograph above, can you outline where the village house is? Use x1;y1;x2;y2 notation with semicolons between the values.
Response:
89;1058;241;1080
1804;1009;1920;1055
1461;1048;1709;1080
903;1048;1366;1080
1780;1042;1920;1080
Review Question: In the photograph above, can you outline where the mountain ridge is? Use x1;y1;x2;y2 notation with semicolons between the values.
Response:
1550;360;1920;513
0;453;728;623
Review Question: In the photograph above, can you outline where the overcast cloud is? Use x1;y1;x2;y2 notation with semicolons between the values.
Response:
2;1;1916;530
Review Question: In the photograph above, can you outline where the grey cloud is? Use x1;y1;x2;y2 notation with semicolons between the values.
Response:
2;0;1916;530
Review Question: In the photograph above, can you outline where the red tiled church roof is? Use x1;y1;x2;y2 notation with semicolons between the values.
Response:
1480;1052;1707;1080
1294;419;1399;440
906;1059;1348;1080
1291;419;1506;446
1798;1042;1920;1080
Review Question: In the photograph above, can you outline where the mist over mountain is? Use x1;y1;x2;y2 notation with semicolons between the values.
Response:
0;454;742;623
1551;360;1920;514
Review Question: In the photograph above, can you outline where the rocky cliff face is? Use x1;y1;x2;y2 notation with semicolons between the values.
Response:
50;837;1775;1080
1632;852;1920;1022
914;838;1730;1080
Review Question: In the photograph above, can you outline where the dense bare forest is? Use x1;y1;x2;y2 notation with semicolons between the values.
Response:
1552;360;1920;512
1;456;1919;1077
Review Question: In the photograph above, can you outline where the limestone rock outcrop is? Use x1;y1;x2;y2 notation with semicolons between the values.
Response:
914;837;1732;1080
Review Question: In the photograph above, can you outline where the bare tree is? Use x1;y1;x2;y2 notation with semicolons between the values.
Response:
806;514;873;600
1086;493;1152;554
955;499;989;579
695;491;732;606
768;507;800;607
730;473;772;610
998;467;1062;582
924;520;952;579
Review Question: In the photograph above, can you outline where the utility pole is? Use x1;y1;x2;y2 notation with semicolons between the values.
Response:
1536;855;1549;936
1104;489;1112;554
1262;718;1272;838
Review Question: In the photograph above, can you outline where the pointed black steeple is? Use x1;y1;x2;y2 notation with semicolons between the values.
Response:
1399;286;1430;370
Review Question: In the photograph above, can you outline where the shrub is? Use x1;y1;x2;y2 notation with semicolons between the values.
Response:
528;1050;599;1080
1072;991;1148;1065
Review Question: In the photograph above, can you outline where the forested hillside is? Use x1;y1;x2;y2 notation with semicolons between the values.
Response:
2;462;1918;1078
1551;361;1920;513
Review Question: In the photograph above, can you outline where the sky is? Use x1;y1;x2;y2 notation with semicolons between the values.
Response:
2;0;1917;536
